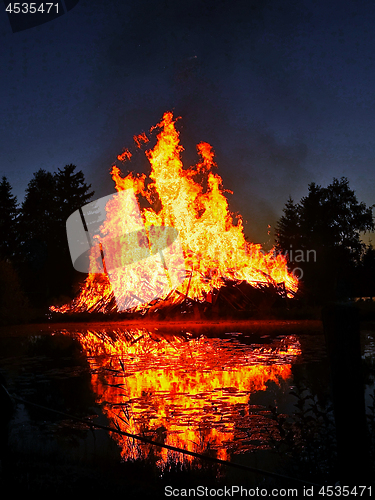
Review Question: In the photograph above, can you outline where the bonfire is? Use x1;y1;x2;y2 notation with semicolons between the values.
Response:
51;112;298;318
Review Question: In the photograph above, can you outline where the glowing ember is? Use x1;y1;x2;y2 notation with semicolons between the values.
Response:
52;112;298;315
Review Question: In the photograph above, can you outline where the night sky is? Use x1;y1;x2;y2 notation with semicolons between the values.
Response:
1;0;375;248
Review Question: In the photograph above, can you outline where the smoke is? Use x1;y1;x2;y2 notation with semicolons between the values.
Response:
82;1;314;243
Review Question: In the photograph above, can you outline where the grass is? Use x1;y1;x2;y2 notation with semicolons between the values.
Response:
0;437;228;496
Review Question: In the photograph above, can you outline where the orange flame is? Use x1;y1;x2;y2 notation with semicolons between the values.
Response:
117;149;132;162
52;112;298;314
133;131;149;149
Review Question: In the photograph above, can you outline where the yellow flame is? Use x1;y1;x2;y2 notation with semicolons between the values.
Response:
51;112;298;314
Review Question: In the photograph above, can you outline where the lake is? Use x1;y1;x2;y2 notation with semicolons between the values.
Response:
0;319;374;490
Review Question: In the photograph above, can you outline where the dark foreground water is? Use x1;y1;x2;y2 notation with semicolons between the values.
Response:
0;319;374;492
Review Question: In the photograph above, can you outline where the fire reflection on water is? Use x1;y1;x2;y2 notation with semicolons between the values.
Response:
65;328;301;467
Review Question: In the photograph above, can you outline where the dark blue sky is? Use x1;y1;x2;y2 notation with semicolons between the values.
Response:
1;0;375;247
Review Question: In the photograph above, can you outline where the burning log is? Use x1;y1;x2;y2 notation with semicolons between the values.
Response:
132;278;287;320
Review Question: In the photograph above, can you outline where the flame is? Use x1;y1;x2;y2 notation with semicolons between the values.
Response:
52;112;298;314
117;149;132;162
68;328;301;465
133;131;149;149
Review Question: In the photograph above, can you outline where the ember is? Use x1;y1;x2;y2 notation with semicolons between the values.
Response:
51;112;298;317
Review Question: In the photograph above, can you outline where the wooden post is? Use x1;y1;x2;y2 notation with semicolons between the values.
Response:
322;304;371;484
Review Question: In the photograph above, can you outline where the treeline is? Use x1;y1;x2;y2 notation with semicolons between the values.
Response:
0;165;94;323
275;177;375;305
1;169;374;324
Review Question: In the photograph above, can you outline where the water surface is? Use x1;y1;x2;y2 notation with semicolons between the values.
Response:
0;320;373;473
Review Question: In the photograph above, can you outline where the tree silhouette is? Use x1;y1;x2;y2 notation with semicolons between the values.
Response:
0;176;19;261
275;195;301;270
275;177;374;304
18;165;94;307
19;169;57;268
54;164;94;229
53;164;94;301
0;177;33;324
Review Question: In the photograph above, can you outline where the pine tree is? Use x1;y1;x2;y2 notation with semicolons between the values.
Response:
18;166;94;306
0;176;19;260
53;164;94;300
0;178;31;323
275;196;301;267
20;169;57;244
54;164;94;228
